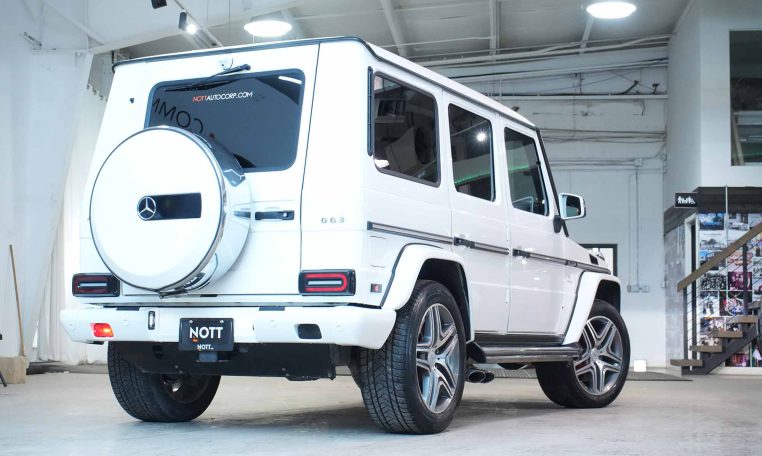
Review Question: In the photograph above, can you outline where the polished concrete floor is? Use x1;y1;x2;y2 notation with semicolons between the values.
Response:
2;372;761;455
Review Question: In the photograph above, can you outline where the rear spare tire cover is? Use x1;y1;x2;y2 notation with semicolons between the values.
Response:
90;127;250;293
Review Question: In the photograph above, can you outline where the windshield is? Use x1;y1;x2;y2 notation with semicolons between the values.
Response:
146;70;305;172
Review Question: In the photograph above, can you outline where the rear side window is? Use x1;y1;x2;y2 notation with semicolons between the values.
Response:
371;75;438;184
448;105;494;201
147;71;305;172
505;129;548;216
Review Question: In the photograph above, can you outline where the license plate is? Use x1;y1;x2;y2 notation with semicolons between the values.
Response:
179;318;234;352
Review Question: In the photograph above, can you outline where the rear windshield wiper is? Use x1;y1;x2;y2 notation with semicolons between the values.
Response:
166;63;251;92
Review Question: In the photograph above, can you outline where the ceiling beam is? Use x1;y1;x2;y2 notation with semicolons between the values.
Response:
281;9;305;39
489;0;499;55
42;0;106;45
579;16;594;54
379;0;408;57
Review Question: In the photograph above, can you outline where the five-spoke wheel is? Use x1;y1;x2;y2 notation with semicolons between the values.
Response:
416;303;461;413
536;299;630;408
358;280;466;434
574;315;624;396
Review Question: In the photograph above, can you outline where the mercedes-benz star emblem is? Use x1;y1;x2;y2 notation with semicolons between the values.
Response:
137;196;157;221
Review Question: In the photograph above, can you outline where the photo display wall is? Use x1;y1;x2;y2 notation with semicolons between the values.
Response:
697;212;762;367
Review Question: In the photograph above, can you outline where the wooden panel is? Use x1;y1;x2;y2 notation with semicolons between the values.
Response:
727;315;759;325
690;345;723;353
708;330;743;339
670;359;703;367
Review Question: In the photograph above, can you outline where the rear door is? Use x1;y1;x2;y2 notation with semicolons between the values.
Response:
137;45;319;296
445;97;510;333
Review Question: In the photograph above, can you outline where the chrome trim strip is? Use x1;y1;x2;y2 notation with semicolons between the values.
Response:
513;249;610;274
367;222;452;244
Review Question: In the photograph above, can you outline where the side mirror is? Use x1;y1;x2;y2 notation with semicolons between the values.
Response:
560;193;586;220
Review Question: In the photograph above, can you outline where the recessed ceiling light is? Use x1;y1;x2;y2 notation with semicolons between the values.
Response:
586;1;637;19
244;19;293;38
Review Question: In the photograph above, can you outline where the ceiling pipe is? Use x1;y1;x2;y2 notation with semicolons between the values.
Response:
417;35;671;68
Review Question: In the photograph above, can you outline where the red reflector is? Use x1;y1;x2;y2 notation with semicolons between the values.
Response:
92;323;114;338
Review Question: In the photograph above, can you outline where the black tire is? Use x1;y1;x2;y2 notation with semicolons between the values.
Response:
107;343;220;422
536;299;630;408
358;280;466;434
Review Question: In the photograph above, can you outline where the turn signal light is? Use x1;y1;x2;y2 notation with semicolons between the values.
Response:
91;323;114;338
299;270;355;296
72;273;120;297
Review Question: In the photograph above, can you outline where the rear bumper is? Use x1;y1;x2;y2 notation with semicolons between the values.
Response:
60;305;396;349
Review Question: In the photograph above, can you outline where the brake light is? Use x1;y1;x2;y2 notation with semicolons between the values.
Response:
91;323;114;338
72;273;120;297
299;270;355;295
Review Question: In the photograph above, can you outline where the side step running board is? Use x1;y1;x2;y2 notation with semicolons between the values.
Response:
479;344;583;364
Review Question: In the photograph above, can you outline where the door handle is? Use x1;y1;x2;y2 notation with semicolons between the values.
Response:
254;210;295;221
453;237;475;248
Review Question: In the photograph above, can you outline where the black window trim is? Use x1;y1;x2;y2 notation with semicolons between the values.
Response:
504;125;551;217
447;101;497;202
144;68;307;173
368;69;442;188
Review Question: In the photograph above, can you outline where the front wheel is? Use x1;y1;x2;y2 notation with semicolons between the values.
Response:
357;280;466;434
536;299;630;408
107;343;220;422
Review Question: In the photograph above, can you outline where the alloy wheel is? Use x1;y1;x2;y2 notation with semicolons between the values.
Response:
574;315;624;396
415;303;461;413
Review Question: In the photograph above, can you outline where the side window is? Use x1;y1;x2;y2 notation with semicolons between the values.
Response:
448;104;494;201
505;128;548;216
372;75;438;184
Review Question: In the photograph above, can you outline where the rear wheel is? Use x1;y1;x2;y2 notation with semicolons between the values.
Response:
536;300;629;408
107;343;220;422
358;280;466;434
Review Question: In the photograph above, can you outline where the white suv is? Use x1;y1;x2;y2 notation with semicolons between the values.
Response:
61;37;629;434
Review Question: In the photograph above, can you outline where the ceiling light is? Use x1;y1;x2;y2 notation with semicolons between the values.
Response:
244;19;292;38
586;1;637;19
185;22;197;34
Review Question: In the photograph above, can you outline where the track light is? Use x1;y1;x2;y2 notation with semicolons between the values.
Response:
178;11;197;34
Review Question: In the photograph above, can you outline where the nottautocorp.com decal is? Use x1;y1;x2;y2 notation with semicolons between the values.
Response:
192;92;259;102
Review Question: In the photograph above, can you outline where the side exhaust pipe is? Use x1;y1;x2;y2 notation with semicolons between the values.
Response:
466;367;496;384
466;368;486;383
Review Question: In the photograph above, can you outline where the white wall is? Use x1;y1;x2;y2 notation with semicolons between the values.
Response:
664;0;702;208
0;1;92;358
665;0;762;209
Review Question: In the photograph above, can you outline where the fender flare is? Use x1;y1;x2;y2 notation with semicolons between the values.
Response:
382;244;473;339
562;272;622;345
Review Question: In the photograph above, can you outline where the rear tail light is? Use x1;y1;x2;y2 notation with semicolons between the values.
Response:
72;273;120;297
299;270;355;296
91;323;114;338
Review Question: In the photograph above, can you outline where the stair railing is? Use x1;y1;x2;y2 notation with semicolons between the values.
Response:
675;222;762;373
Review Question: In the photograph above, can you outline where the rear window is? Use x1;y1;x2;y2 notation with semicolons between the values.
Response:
146;70;305;172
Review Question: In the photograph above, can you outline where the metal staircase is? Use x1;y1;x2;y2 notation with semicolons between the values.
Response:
670;223;762;374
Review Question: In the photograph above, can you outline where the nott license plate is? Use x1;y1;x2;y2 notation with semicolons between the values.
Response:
179;318;234;352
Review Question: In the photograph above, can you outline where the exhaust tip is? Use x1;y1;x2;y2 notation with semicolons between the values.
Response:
466;368;487;383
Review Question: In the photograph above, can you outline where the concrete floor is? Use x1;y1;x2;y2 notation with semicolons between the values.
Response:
2;373;761;455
